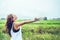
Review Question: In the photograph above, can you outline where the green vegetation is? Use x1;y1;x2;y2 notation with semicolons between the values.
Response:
0;20;60;40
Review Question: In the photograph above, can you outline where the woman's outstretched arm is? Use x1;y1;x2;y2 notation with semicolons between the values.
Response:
14;18;40;27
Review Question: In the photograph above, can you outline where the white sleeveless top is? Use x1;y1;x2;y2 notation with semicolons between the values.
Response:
10;24;22;40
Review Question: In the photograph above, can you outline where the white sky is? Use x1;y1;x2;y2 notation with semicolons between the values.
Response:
0;0;60;19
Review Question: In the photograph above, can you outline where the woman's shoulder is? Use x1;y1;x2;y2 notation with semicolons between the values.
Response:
13;22;22;28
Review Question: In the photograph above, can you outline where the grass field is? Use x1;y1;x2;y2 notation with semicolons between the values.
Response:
0;20;60;40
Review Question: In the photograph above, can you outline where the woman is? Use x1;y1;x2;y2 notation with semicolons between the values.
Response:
6;14;39;40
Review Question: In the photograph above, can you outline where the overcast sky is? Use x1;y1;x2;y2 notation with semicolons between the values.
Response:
0;0;60;19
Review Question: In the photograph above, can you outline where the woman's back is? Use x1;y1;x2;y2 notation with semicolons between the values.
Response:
11;24;22;40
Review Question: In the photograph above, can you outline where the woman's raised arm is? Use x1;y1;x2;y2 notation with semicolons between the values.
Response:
14;18;40;27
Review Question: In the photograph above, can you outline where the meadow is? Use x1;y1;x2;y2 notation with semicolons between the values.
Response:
0;20;60;40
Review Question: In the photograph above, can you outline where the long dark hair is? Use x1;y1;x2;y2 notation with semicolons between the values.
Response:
6;14;14;37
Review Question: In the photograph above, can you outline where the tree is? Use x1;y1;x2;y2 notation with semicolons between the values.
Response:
44;17;47;20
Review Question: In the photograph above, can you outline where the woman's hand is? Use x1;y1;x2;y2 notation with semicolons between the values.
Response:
34;17;40;21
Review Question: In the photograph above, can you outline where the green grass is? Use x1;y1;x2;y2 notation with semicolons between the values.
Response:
0;20;60;40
